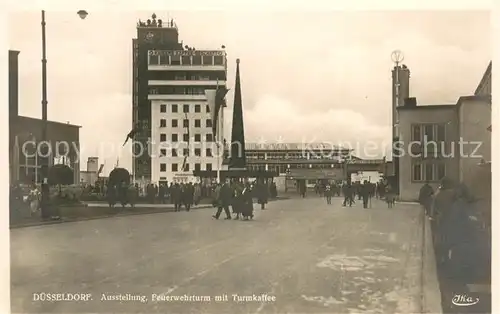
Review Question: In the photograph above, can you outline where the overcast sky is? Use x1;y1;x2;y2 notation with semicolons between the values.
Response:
8;10;490;174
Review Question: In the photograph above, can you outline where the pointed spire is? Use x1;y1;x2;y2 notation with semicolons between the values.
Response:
229;58;247;169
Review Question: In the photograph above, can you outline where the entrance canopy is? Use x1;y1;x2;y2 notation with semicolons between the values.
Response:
193;170;277;179
286;168;345;180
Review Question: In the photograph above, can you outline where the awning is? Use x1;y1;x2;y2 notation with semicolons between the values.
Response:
192;170;218;178
192;170;277;178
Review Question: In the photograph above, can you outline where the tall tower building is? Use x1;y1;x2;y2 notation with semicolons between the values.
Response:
391;64;410;140
132;14;228;184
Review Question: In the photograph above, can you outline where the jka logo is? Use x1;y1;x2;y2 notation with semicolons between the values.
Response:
452;294;479;307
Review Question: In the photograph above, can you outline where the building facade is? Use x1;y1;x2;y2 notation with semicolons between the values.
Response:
230;143;385;190
397;62;491;201
397;104;459;200
9;50;81;185
132;14;227;184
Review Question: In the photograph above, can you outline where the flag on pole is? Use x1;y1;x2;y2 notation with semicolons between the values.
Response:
204;80;229;139
182;113;189;171
97;164;104;176
123;126;139;146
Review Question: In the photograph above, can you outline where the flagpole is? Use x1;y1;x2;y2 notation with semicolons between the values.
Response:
216;79;220;184
14;135;20;183
35;137;38;183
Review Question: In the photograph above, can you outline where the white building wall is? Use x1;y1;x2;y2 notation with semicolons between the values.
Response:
151;98;224;184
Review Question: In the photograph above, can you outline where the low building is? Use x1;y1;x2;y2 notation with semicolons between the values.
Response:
9;49;81;185
10;116;81;185
397;62;491;201
220;143;387;191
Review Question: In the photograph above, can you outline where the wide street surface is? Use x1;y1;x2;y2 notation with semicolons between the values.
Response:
11;196;429;313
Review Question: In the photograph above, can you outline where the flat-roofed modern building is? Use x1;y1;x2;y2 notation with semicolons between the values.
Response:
132;14;227;184
397;61;491;201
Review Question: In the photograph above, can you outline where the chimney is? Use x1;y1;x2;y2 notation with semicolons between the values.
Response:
404;97;417;107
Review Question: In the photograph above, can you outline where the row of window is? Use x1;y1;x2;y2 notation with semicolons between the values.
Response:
246;153;345;160
160;133;214;142
160;163;213;172
160;118;212;128
148;71;226;81
159;148;213;157
149;54;224;66
411;159;446;182
246;164;343;173
160;104;210;113
150;87;210;95
411;124;446;142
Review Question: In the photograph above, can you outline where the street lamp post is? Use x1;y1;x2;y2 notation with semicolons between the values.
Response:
40;10;50;220
39;10;88;220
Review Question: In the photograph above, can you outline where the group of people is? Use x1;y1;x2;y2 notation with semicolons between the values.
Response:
302;180;395;208
106;182;200;211
104;179;277;217
212;179;270;221
418;177;489;279
9;182;61;221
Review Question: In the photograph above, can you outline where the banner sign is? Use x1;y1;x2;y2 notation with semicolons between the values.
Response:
149;50;224;57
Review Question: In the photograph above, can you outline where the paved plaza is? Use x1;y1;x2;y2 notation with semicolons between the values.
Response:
11;197;437;313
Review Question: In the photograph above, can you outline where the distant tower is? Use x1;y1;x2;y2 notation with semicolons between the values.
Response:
87;157;99;173
391;50;410;141
133;13;227;184
132;13;183;183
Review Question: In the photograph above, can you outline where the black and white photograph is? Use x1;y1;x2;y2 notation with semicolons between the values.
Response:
7;6;492;314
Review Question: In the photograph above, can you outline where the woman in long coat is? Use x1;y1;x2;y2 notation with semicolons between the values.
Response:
241;182;254;220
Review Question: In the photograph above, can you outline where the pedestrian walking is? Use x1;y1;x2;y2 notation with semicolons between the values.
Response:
324;182;332;205
213;182;232;220
419;181;434;216
28;183;40;216
255;179;268;210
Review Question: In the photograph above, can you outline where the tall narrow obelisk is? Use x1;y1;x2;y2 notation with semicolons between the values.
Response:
228;58;247;170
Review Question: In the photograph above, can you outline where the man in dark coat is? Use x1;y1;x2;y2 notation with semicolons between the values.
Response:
255;180;268;210
431;177;456;265
213;182;232;220
324;181;333;204
419;181;434;216
171;183;181;211
181;183;193;211
158;184;165;204
299;180;306;198
342;182;354;207
107;184;116;208
361;180;370;209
